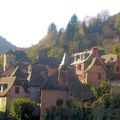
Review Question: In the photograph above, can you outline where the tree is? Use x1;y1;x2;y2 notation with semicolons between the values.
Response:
46;99;93;120
48;23;57;35
112;45;120;54
68;41;79;55
26;45;40;62
9;98;36;120
91;80;111;105
66;14;78;40
114;13;120;31
65;99;73;108
47;47;64;61
97;10;110;22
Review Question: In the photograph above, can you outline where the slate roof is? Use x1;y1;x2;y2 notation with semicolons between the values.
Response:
85;58;96;72
41;72;62;89
27;64;48;87
15;50;30;62
67;70;92;100
11;65;28;79
37;57;59;68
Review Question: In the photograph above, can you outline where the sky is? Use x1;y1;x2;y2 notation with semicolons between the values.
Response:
0;0;120;48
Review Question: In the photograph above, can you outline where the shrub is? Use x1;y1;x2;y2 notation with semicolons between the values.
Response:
9;98;36;120
56;99;63;107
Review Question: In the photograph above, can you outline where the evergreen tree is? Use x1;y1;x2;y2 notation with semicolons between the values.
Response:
48;23;57;35
66;14;78;41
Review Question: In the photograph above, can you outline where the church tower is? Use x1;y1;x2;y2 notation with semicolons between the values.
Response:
58;52;69;86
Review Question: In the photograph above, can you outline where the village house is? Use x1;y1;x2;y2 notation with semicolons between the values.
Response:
0;48;120;116
0;66;30;111
71;47;107;84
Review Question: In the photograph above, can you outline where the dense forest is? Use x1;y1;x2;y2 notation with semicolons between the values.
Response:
25;11;120;62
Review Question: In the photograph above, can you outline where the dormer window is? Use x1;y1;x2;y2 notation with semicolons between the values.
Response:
0;84;8;93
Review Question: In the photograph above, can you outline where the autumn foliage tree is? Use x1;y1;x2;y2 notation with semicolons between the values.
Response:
91;80;111;105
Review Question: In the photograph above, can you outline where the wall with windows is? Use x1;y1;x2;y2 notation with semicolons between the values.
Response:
87;65;106;84
6;86;29;110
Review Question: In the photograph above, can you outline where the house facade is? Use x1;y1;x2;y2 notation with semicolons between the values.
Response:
0;76;29;111
71;47;106;84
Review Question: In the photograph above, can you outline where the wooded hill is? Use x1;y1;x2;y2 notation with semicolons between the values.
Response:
0;36;16;53
25;11;120;62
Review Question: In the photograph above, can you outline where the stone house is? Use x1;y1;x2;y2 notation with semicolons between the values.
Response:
0;66;30;111
0;47;120;116
71;47;106;84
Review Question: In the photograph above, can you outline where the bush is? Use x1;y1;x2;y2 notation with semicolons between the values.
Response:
9;98;36;120
56;99;63;107
65;99;73;108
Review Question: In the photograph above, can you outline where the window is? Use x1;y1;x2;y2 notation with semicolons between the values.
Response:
98;73;101;80
77;64;81;70
15;87;19;94
116;66;120;72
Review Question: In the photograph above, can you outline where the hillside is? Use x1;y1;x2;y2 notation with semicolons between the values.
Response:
25;11;120;62
0;36;17;53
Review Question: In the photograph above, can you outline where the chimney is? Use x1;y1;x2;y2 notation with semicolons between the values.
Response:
92;47;99;57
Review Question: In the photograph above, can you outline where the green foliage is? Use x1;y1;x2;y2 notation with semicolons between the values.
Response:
68;41;79;54
48;23;57;35
0;54;4;65
47;47;64;61
112;45;120;54
91;80;111;105
26;45;40;62
109;96;120;109
9;98;36;120
45;105;93;120
65;99;73;108
66;14;78;40
1;103;6;112
25;12;120;61
56;99;63;107
39;48;50;58
114;14;120;31
0;112;7;120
